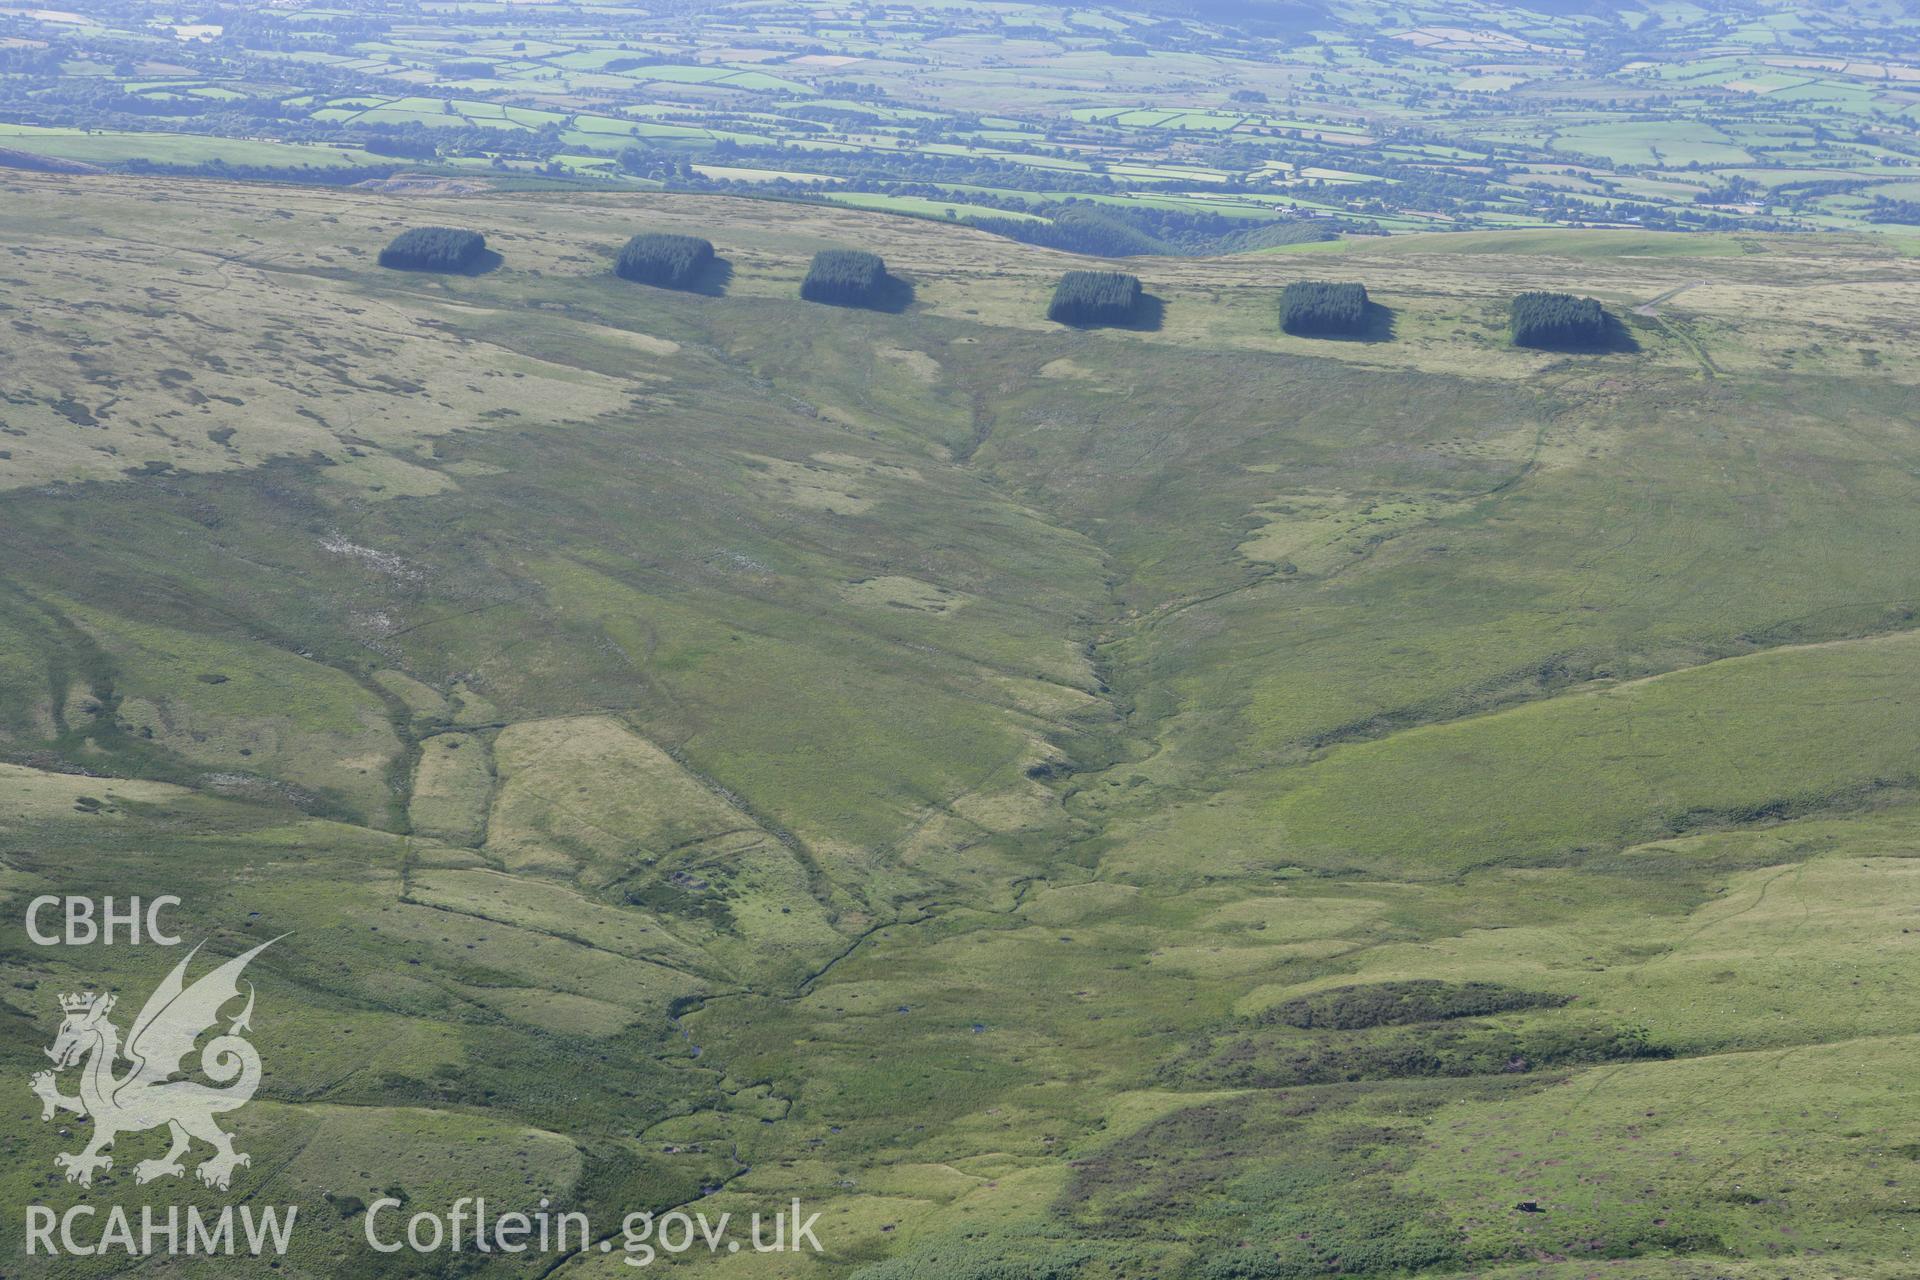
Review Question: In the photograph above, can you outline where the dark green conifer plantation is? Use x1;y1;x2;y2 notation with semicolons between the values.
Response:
1047;270;1142;326
800;249;889;306
1510;291;1611;349
378;227;487;272
615;233;715;289
1280;281;1370;336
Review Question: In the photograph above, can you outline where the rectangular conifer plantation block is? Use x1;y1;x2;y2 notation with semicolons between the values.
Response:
1279;281;1370;336
1047;270;1142;326
1510;291;1610;349
801;249;888;305
615;233;715;289
378;227;487;272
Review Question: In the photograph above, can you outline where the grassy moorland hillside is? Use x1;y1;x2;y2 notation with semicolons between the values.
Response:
2;172;1920;1278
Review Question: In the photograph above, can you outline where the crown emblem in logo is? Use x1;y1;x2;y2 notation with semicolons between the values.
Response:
58;992;97;1014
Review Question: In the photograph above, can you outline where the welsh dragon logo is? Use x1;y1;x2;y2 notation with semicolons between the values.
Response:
30;939;277;1191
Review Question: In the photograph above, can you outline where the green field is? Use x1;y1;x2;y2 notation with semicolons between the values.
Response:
821;191;1050;221
0;123;383;168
